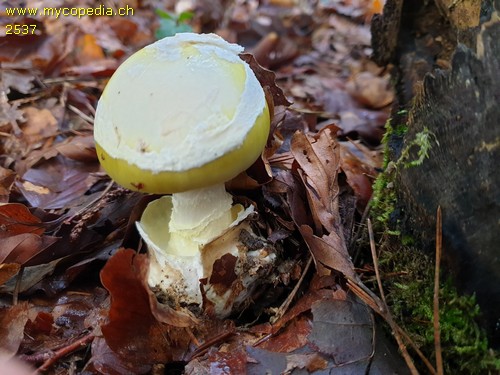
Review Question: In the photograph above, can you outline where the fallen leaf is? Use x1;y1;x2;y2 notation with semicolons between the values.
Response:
0;92;24;134
55;135;97;163
0;303;30;355
0;167;16;203
21;106;58;144
284;353;328;374
258;315;311;353
346;71;394;109
0;69;35;94
0;203;44;238
100;249;194;369
0;263;21;287
308;298;373;365
291;126;340;234
300;225;356;279
16;155;99;210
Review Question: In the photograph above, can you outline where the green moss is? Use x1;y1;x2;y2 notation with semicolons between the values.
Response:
370;113;498;373
380;247;500;374
371;118;402;227
371;117;438;227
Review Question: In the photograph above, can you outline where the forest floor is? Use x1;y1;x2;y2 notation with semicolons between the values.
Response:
0;0;430;373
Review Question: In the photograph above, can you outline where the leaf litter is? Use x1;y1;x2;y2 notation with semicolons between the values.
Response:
0;0;404;373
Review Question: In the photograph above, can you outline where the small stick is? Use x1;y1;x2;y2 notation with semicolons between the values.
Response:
270;255;313;324
434;206;443;375
367;219;386;304
37;333;95;371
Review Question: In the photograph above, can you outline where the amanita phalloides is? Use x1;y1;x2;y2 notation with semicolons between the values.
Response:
94;33;276;317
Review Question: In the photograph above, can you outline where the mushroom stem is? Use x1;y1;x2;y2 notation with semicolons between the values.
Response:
166;183;236;256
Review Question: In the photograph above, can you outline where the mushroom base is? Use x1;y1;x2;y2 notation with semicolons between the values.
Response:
136;194;276;318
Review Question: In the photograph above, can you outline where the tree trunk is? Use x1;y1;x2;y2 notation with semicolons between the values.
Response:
372;0;500;346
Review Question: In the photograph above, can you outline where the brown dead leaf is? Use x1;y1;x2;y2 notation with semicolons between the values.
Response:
0;18;47;64
0;263;21;287
257;315;311;353
0;92;24;134
0;203;44;238
0;167;16;203
76;34;105;65
21;106;58;144
340;141;381;210
0;302;30;355
16;155;99;210
0;233;58;265
86;337;144;375
100;249;194;368
346;71;394;109
284;353;328;374
300;225;356;279
291;126;340;234
55;135;97;163
240;53;292;109
1;70;35;94
206;344;248;374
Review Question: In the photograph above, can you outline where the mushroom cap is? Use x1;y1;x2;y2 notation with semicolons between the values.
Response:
94;33;270;193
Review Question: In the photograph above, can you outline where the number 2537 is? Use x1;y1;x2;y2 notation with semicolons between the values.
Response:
5;24;37;35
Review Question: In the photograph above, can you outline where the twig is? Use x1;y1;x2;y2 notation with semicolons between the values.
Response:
367;219;386;304
347;277;421;375
434;206;443;375
186;327;236;361
270;255;313;324
37;333;95;371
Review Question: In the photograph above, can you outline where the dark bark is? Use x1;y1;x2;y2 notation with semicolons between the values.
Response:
372;0;500;346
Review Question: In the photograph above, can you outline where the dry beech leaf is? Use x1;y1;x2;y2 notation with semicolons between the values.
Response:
100;249;195;368
0;203;44;238
0;233;59;265
240;53;292;109
1;69;35;94
291;126;340;234
346;71;394;109
0;92;24;133
0;302;30;355
76;34;105;65
16;155;100;210
300;225;356;279
0;167;16;203
284;353;328;374
21;106;58;143
55;135;97;163
0;263;21;287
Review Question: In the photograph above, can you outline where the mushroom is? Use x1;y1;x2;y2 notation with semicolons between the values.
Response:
94;33;276;317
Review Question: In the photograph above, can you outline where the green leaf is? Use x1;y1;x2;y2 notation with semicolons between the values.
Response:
155;9;173;20
178;11;194;23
